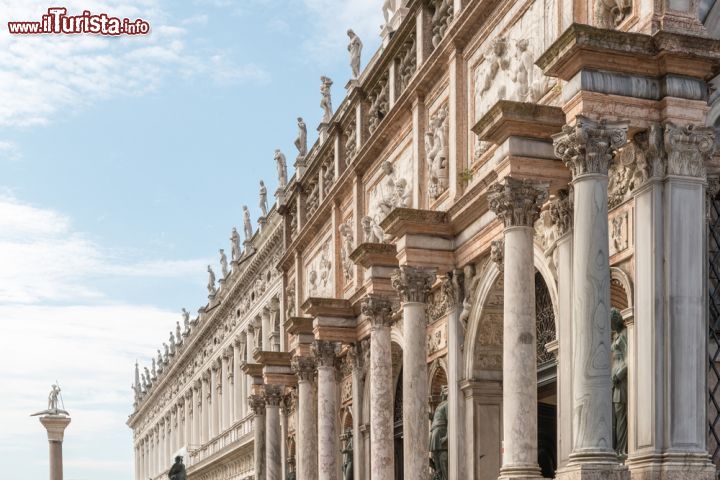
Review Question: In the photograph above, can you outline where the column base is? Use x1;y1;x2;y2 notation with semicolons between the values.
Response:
556;459;629;480
627;453;715;480
499;464;544;480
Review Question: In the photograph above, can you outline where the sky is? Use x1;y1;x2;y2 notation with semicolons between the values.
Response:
0;0;383;478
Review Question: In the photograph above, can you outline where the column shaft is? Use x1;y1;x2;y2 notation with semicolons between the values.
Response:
250;396;267;480
293;356;318;480
265;386;282;480
314;341;340;480
221;355;229;431
234;341;243;422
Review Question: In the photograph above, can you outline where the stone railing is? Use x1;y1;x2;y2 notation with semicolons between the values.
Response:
187;414;254;466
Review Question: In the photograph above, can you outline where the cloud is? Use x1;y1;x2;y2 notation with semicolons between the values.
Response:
0;0;268;127
0;140;21;162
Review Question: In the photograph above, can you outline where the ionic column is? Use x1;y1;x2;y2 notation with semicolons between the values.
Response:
265;385;283;480
391;266;436;480
201;372;210;443
211;361;220;438
234;338;244;422
292;356;318;480
250;394;267;480
313;341;341;480
221;352;230;430
489;177;549;480
361;295;394;480
553;116;628;477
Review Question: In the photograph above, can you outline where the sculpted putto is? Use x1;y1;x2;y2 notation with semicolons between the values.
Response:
347;29;363;79
320;76;334;123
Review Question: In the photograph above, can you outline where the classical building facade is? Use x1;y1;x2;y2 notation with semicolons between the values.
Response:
127;1;720;479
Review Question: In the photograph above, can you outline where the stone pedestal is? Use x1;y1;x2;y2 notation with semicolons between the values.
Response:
361;295;395;480
292;356;317;480
392;265;436;480
314;340;340;480
39;415;71;480
488;177;548;480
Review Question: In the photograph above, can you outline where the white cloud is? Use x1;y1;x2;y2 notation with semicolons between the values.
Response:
0;0;268;127
0;140;21;162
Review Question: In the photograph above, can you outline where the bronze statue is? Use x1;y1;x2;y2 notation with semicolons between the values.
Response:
429;386;449;479
168;455;187;480
611;308;628;457
341;428;353;480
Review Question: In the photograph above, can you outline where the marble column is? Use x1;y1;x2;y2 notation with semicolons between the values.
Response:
446;272;466;479
39;414;71;480
193;381;201;446
391;265;436;480
348;341;367;480
201;372;210;443
489;177;549;480
221;352;230;431
265;385;283;480
313;340;341;480
211;362;220;438
548;190;574;469
553;116;628;478
184;392;192;448
292;356;318;480
262;307;271;351
250;394;267;480
234;338;244;421
361;295;395;480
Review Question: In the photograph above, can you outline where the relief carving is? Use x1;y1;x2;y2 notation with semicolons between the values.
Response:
339;218;355;283
426;105;450;201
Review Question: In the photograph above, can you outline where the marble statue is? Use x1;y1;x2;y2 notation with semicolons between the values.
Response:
231;227;241;262
175;321;182;345
259;180;268;217
163;343;169;362
341;428;354;480
168;331;176;355
156;349;163;368
479;37;510;99
426;107;449;200
207;265;217;296
275;149;288;187
168;455;187;480
611;308;628;456
182;308;190;335
31;384;70;416
361;215;382;243
143;367;151;386
382;0;396;24
151;358;157;378
339;221;355;282
347;29;363;79
243;206;253;240
219;249;229;278
320;76;334;123
429;386;449;480
295;117;307;158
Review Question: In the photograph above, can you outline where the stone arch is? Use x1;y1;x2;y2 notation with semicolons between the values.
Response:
429;358;448;413
610;266;633;312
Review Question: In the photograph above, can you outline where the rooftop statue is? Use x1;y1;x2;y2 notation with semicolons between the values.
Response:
259;180;268;217
382;0;396;25
181;308;191;335
294;118;307;158
219;248;229;278
347;29;363;79
243;206;253;240
320;76;334;123
275;149;288;188
207;265;217;296
230;227;241;262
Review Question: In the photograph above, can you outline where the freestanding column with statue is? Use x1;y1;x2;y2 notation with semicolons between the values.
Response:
552;116;628;480
32;384;71;480
488;176;549;480
392;265;436;480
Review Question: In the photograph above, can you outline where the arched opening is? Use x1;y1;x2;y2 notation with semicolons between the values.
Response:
391;341;403;480
429;362;448;413
535;271;557;479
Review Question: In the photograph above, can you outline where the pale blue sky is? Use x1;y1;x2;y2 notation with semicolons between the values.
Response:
0;1;383;478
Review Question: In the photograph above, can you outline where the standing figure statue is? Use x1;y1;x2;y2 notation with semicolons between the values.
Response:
230;227;241;262
219;249;229;278
611;308;628;457
275;149;288;187
242;206;253;240
382;0;396;25
168;455;187;480
207;265;217;296
320;76;334;123
429;386;449;480
294;118;307;158
182;308;191;334
342;428;354;480
347;29;363;79
31;384;69;416
259;180;268;217
175;322;182;343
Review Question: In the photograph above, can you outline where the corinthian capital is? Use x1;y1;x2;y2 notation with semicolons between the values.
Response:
291;355;316;382
248;394;265;415
664;122;716;179
361;294;393;328
263;385;283;406
312;340;341;368
553;116;628;177
391;265;437;303
488;177;549;228
548;189;573;238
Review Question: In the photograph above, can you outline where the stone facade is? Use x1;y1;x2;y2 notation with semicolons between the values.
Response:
128;1;720;480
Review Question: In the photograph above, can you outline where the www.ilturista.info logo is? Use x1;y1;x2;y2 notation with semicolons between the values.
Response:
8;7;151;35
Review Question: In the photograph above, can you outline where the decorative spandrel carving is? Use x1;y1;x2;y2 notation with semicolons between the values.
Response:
322;157;335;196
306;181;319;218
609;210;629;256
391;266;436;304
427;0;453;48
490;239;504;267
339;218;355;284
427;274;459;323
552;116;628;177
396;33;417;94
344;119;357;162
426;105;449;201
664;122;716;179
594;0;632;28
548;189;573;239
307;239;333;298
634;123;665;185
488;177;549;228
426;322;447;356
368;73;389;135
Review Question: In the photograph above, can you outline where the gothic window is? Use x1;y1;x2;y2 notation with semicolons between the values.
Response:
535;272;556;366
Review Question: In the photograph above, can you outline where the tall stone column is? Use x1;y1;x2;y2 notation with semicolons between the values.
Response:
348;341;367;480
391;265;436;480
250;394;267;480
313;340;341;480
361;295;395;480
193;381;201;446
292;356;318;480
553;116;628;478
221;352;230;431
548;190;574;469
488;177;549;480
265;385;283;480
39;415;71;480
445;272;466;479
184;392;192;448
211;362;220;438
234;338;244;422
201;372;210;443
262;307;272;351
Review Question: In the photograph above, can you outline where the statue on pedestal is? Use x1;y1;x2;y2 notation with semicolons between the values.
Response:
219;248;229;278
341;428;354;479
182;308;191;335
31;384;69;416
207;265;217;296
320;76;334;123
275;149;288;188
294;118;307;158
347;29;363;79
611;308;628;456
429;386;449;480
243;206;253;240
230;227;241;262
168;455;187;480
259;180;268;217
382;0;396;25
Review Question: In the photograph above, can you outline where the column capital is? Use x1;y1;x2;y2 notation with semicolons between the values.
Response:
291;355;317;382
391;265;436;303
488;176;549;228
664;122;716;178
548;188;573;239
312;340;341;368
263;385;283;407
552;116;628;177
361;294;394;328
248;394;266;415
